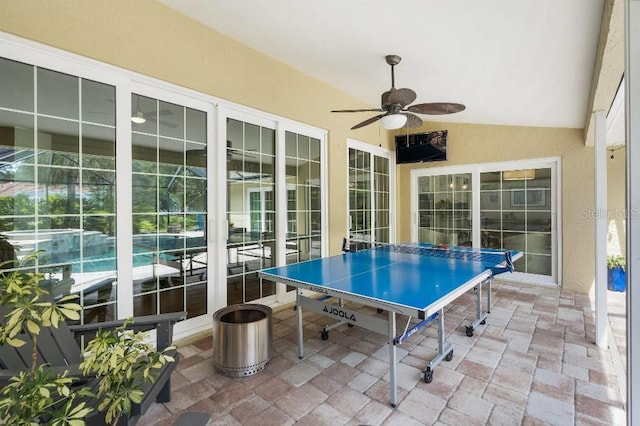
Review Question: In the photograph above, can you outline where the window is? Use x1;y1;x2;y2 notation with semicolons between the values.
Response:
226;119;276;305
480;168;553;275
131;94;208;318
0;38;327;334
348;141;394;246
412;160;559;283
0;58;117;323
416;173;472;246
285;131;322;263
224;121;325;304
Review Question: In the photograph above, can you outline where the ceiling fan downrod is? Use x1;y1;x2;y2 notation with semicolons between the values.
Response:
385;55;401;89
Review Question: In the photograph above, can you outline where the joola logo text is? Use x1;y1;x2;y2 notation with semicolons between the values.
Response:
323;305;356;322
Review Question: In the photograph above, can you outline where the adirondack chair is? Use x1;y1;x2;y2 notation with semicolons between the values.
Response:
0;309;186;425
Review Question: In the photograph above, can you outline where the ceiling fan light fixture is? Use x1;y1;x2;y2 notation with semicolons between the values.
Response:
381;113;407;130
131;112;146;124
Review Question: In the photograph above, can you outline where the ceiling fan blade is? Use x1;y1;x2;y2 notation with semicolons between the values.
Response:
351;114;384;130
331;108;383;113
145;109;173;118
385;88;417;108
161;120;178;129
407;102;466;115
146;116;178;128
401;113;423;129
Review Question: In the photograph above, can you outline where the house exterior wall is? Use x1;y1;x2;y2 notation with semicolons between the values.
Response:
0;0;599;294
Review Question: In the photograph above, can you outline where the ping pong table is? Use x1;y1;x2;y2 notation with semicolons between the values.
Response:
258;241;520;407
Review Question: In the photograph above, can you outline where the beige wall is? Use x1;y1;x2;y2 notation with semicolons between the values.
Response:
0;0;598;294
0;0;391;252
394;122;595;293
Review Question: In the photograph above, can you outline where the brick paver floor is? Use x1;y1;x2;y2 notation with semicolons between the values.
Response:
138;281;627;425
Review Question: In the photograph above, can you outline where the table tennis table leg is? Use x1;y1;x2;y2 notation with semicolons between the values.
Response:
423;308;453;383
476;280;483;321
466;278;490;337
487;278;492;314
388;310;397;408
296;290;304;359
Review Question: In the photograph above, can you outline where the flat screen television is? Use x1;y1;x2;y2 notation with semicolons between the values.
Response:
395;130;447;164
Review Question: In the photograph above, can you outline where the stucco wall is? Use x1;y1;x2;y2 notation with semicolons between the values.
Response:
0;0;597;294
0;0;396;253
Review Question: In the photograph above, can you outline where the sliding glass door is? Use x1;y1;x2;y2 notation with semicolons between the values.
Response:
224;118;326;305
348;140;394;247
412;160;558;283
284;130;322;264
226;118;276;305
416;173;472;246
480;168;553;276
131;94;208;319
0;58;119;323
0;45;327;334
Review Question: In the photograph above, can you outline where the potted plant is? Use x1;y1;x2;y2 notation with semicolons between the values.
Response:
607;254;626;292
0;253;176;425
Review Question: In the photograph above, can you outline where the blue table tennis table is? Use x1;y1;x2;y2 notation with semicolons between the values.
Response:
258;241;520;407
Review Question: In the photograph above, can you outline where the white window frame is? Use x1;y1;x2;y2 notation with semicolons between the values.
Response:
411;157;562;285
0;31;329;339
219;107;328;307
347;138;397;244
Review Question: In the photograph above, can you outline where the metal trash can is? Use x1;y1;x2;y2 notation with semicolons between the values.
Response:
212;304;273;377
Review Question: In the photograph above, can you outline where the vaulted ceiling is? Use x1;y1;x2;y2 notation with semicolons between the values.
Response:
157;0;624;142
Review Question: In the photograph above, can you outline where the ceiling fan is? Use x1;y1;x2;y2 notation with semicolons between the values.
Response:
331;55;466;130
131;96;177;128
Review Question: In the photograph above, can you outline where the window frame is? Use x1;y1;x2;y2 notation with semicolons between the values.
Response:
0;31;328;339
411;158;561;285
346;138;396;244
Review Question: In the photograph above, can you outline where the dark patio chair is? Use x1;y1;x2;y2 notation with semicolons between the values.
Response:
0;308;185;425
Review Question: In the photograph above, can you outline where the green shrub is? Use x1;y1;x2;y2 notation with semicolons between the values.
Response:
0;253;175;425
607;255;626;271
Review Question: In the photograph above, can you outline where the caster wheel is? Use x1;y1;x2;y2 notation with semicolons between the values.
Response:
423;367;433;383
321;330;329;340
445;350;453;361
293;305;298;311
465;327;474;337
480;319;486;325
347;323;354;328
377;308;383;314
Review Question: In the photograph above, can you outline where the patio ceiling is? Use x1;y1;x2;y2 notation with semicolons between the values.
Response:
157;0;614;133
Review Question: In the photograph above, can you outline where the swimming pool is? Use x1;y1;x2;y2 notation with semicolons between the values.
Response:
6;229;206;274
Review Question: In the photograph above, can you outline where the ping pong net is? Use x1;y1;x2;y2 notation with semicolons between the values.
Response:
343;238;515;274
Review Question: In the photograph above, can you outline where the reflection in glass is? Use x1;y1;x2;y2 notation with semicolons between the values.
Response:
82;79;115;126
37;117;80;166
0;58;34;112
37;68;78;119
417;173;472;246
227;119;277;305
0;63;118;323
131;94;207;319
348;148;390;244
480;168;553;275
286;131;322;264
83;124;115;169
